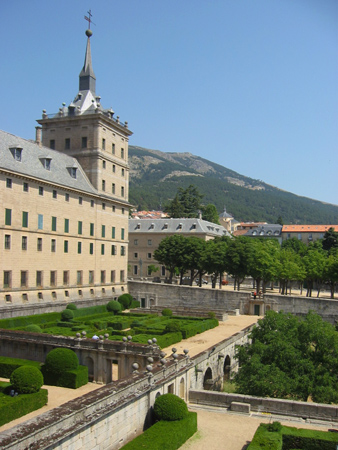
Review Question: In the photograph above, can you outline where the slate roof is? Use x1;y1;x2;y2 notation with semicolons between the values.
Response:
0;129;97;195
129;218;231;237
245;224;282;237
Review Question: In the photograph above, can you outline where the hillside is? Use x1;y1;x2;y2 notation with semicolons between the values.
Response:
128;146;338;224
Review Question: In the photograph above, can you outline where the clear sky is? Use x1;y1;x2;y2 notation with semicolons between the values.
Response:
1;1;337;206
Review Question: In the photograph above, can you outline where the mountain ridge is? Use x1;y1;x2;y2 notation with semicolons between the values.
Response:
128;145;338;224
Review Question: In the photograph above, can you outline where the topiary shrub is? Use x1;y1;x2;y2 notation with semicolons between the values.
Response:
118;294;133;310
107;300;122;314
44;348;79;375
162;309;173;317
165;322;181;333
10;366;44;394
25;324;42;333
66;303;77;310
61;309;74;322
154;393;188;421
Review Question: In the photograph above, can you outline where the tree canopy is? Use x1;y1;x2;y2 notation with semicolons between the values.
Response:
164;184;203;218
235;310;338;404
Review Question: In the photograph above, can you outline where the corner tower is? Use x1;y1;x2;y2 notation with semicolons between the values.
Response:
37;25;132;204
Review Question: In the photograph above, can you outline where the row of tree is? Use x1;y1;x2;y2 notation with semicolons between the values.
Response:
153;231;338;298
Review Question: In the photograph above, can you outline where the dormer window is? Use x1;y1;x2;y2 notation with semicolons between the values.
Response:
178;223;183;230
12;147;23;161
191;223;197;230
70;167;77;179
150;223;155;229
42;158;52;170
163;223;168;229
136;223;141;229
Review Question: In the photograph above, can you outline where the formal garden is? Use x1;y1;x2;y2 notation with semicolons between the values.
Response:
0;294;218;349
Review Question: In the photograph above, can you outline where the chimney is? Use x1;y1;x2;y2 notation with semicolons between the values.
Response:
198;210;202;220
35;126;42;147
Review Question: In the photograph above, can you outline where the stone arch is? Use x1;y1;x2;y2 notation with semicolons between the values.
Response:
223;355;231;380
84;356;94;382
203;367;213;390
149;298;155;307
155;391;161;399
179;377;185;399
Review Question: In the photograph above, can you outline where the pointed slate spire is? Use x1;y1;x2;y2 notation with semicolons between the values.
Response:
79;29;96;94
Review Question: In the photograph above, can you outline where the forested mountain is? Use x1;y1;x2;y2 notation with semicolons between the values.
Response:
129;146;338;224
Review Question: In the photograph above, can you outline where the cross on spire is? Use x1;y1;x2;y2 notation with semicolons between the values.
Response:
84;10;95;29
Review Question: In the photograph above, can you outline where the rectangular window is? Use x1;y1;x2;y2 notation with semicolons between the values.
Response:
89;270;94;284
112;164;116;173
102;160;106;169
52;216;57;231
14;148;22;161
148;239;152;246
121;186;125;197
37;238;42;251
4;235;11;250
102;225;105;238
64;219;69;233
49;139;55;149
89;242;94;254
38;214;43;230
82;137;87;148
63;271;69;286
102;180;106;191
70;168;77;178
120;270;125;282
121;246;125;256
134;252;138;258
101;244;105;255
78;221;82;235
133;265;138;275
5;209;11;226
36;271;42;287
22;211;28;227
53;189;57;199
77;242;82;254
122;208;125;214
112;205;115;212
91;200;94;208
64;240;68;253
3;271;11;288
162;266;166;276
101;270;106;284
79;196;83;205
77;270;83;285
65;193;69;202
102;138;106;150
90;223;94;236
121;168;125;176
298;233;302;240
23;182;29;192
112;183;115;194
110;270;115;283
121;148;124;159
22;236;27;250
65;138;70;150
112;143;115;154
121;228;125;240
50;271;56;287
102;203;106;210
111;245;116;255
147;253;152;259
134;239;138;245
112;226;116;239
21;271;28;287
39;186;44;196
51;239;56;252
6;178;12;188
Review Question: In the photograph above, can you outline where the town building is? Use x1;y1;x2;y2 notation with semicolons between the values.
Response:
0;27;131;308
128;218;230;280
282;225;338;245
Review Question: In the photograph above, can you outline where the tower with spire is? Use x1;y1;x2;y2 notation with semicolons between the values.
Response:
37;21;132;202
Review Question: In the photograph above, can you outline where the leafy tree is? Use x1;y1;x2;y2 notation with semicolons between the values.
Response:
247;239;280;293
201;237;229;288
235;310;338;403
202;204;220;224
323;250;338;299
154;235;187;283
179;237;207;286
282;238;308;257
147;264;159;276
164;185;203;218
303;247;327;297
277;248;305;295
223;236;251;290
322;227;338;252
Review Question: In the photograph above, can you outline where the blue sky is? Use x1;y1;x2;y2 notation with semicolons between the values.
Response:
1;1;337;206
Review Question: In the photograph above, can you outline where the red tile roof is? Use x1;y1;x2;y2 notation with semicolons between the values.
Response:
282;225;338;233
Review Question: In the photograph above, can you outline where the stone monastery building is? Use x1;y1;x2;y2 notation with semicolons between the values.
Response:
0;27;132;308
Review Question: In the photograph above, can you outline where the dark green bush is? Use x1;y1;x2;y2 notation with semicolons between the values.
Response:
207;311;216;320
66;303;78;310
0;312;61;329
0;357;42;378
165;322;181;333
154;393;188;421
42;365;88;389
0;389;48;427
120;412;197;450
267;422;282;433
25;324;42;333
44;348;79;375
10;366;44;394
56;321;74;328
130;320;142;328
107;300;122;314
162;309;173;317
61;309;74;321
118;293;133;310
72;304;107;318
130;300;141;308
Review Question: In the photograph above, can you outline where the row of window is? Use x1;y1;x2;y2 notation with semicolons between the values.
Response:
134;252;152;259
49;137;125;159
4;235;126;255
102;180;125;197
102;159;125;176
133;239;152;246
3;269;125;289
132;265;166;276
3;210;125;239
4;179;126;213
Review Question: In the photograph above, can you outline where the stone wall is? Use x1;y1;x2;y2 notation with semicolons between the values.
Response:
189;390;338;422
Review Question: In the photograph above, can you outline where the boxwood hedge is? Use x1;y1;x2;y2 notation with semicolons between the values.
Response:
0;356;42;378
0;388;48;426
